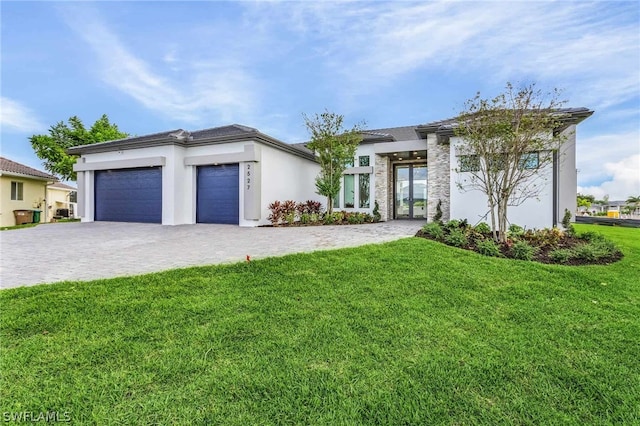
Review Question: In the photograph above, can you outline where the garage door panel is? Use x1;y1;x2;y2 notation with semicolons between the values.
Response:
197;164;239;224
95;168;162;223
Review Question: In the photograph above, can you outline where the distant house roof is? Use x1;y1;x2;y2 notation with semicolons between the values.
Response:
0;157;58;181
48;182;77;191
67;124;317;161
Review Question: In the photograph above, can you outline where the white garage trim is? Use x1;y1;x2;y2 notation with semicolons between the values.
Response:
184;144;260;166
73;156;166;172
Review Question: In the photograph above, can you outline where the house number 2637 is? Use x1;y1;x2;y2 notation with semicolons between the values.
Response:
246;163;251;190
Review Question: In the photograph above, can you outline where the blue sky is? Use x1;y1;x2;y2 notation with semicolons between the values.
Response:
2;1;639;200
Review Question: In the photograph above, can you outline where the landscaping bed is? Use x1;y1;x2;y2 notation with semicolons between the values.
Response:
416;219;623;266
266;199;381;226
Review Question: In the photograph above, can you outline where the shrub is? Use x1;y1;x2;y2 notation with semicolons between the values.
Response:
433;199;443;223
299;213;311;224
571;238;619;262
323;213;335;225
268;201;283;225
445;228;468;248
474;222;491;234
305;200;323;215
309;213;321;224
333;211;345;223
373;201;381;222
549;248;572;263
510;240;537;261
282;200;297;220
562;208;575;236
444;219;461;230
525;227;564;248
347;212;362;224
422;222;445;241
508;224;524;238
476;239;501;257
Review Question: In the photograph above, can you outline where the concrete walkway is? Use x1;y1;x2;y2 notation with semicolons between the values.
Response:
0;221;424;289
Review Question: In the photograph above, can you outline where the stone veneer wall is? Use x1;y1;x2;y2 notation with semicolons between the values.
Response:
426;134;451;222
374;154;390;221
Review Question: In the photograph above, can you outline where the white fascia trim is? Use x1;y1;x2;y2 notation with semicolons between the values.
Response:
344;166;374;175
373;139;427;154
184;144;260;166
73;156;166;171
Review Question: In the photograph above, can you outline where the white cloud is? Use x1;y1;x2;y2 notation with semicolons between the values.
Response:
249;2;639;112
576;130;640;185
59;6;260;125
578;154;640;200
0;97;44;133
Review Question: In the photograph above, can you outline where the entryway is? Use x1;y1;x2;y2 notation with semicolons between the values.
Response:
394;164;427;219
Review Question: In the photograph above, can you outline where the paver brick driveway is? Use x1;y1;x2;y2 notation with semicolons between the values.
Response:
0;221;425;289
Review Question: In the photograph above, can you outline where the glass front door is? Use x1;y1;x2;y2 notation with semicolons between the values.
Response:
395;164;427;219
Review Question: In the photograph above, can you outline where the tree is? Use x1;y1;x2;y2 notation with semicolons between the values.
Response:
577;193;595;208
30;114;128;181
626;195;640;216
303;110;364;214
453;82;568;242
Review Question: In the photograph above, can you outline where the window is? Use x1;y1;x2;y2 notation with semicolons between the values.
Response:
344;174;355;208
519;152;540;169
11;181;23;201
359;174;370;208
488;154;506;171
458;155;480;172
359;155;370;167
345;158;355;167
69;191;77;203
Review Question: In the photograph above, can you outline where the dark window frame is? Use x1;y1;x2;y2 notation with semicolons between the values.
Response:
459;155;480;172
11;181;24;201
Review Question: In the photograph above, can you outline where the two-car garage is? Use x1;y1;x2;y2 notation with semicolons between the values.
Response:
70;124;321;226
93;165;240;225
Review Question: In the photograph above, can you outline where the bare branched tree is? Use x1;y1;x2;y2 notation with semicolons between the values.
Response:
453;83;568;241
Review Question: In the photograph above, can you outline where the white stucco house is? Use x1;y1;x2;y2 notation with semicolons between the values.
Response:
68;108;592;228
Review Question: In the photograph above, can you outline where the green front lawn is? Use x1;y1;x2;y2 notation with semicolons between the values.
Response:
1;224;639;424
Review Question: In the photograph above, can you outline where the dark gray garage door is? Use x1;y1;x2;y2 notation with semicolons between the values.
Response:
197;164;239;224
95;167;162;223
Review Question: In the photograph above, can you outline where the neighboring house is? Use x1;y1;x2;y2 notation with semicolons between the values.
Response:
46;182;78;221
68;109;592;228
0;157;58;227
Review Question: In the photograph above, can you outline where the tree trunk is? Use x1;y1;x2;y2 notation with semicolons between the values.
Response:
490;204;498;242
498;198;509;243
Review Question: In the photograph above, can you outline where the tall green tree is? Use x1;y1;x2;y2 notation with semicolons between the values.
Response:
30;114;128;181
577;193;595;208
304;111;364;214
453;82;567;242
